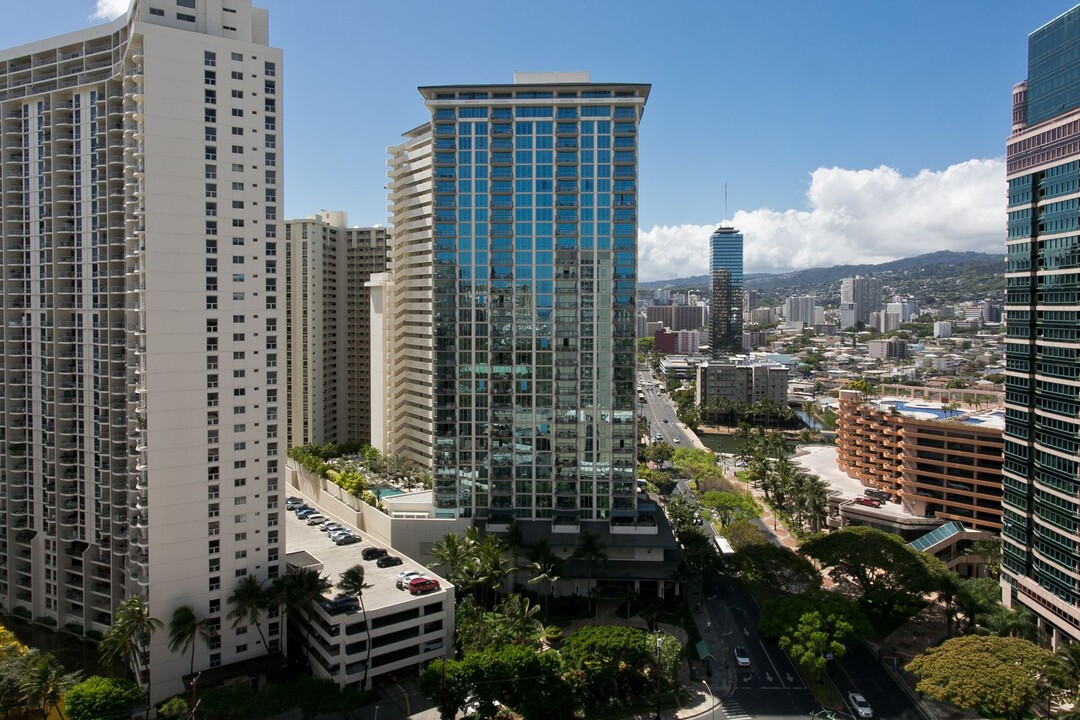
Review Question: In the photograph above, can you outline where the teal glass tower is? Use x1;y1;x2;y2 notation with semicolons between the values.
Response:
1003;4;1080;648
413;74;649;524
708;226;743;287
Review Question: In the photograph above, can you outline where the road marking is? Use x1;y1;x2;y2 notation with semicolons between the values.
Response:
720;698;751;720
759;639;786;688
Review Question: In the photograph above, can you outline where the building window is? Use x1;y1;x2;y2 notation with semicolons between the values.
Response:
150;7;165;16
204;51;216;66
177;12;196;22
231;52;243;62
178;0;196;7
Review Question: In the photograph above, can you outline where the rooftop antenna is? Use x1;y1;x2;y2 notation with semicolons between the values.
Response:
724;182;728;220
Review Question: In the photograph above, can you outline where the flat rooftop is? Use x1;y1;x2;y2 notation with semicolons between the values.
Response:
871;397;1005;431
793;446;911;519
284;501;448;611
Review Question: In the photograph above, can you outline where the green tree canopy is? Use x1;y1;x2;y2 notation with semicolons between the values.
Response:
906;636;1057;720
731;543;821;594
759;591;872;646
700;490;760;526
65;676;144;720
799;526;934;618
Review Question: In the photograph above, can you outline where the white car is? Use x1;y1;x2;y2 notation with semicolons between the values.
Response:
733;646;751;668
396;570;423;589
848;692;873;719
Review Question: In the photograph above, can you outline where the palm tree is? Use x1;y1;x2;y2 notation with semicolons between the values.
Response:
429;531;472;583
20;651;80;720
573;532;608;612
495;594;543;645
284;568;331;667
980;605;1039;641
476;534;509;607
227;575;268;651
337;565;373;688
799;474;829;533
98;595;162;719
503;522;525;590
168;605;217;675
527;554;562;623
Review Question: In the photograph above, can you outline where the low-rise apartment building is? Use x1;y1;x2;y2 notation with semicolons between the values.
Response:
836;390;1003;532
695;358;788;410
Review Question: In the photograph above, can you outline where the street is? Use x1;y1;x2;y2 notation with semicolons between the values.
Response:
641;370;923;720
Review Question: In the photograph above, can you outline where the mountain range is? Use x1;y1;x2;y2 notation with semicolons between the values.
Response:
639;251;1003;294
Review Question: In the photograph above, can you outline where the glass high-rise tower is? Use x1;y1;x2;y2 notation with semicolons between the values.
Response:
708;227;743;355
381;73;649;525
1002;4;1080;648
708;226;743;287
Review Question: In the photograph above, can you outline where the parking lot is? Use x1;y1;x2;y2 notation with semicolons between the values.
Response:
284;499;447;611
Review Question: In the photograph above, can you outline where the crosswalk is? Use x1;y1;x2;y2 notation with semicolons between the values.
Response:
719;697;751;720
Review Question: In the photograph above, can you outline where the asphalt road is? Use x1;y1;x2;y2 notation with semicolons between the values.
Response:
637;368;692;448
642;372;923;720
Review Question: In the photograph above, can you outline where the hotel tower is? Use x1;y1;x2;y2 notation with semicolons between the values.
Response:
0;0;284;700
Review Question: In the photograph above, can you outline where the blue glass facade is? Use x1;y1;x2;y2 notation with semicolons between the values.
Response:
1003;11;1080;643
709;227;743;287
1028;5;1080;126
422;82;649;522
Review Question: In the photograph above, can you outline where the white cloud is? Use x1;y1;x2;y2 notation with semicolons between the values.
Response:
91;0;129;20
638;158;1006;282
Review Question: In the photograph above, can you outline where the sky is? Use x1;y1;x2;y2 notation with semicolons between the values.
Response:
2;0;1076;280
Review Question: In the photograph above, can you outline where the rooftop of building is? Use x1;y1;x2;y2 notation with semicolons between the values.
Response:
864;396;1006;431
793;446;910;519
284;505;450;612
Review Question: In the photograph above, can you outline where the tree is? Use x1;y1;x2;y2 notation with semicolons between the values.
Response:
495;594;543;645
337;564;373;688
526;551;562;623
430;531;473;583
20;651;80;720
760;592;871;652
778;611;851;682
168;605;217;676
283;568;332;667
799;526;933;619
731;543;821;594
98;595;162;718
720;519;769;550
573;532;608;607
159;696;190;718
970;537;1002;580
64;676;144;720
906;636;1057;720
227;575;268;651
700;490;759;526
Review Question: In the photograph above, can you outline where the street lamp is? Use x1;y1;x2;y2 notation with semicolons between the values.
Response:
655;634;663;720
701;679;714;720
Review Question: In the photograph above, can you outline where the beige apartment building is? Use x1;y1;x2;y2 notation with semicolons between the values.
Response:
836;390;1004;533
0;0;283;702
285;212;387;448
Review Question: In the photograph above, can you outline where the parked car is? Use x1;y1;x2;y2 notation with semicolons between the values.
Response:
408;577;440;595
285;497;303;507
305;514;328;526
733;646;751;668
361;547;388;561
328;528;353;540
848;693;873;719
376;555;403;568
334;534;359;546
319;521;343;533
396;570;422;589
320;595;359;615
294;507;317;518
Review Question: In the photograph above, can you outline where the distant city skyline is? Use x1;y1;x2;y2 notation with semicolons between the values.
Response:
5;0;1076;278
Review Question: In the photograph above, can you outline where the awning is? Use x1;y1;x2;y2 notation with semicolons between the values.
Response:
695;640;714;660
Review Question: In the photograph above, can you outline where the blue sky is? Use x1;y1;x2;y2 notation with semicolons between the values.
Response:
4;0;1076;278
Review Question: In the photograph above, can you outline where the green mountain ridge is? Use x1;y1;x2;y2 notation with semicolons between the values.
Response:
640;251;1002;292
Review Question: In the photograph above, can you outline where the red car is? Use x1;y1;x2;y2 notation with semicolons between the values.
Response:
407;577;440;595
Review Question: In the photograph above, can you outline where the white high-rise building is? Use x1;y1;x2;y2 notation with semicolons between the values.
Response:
840;276;881;327
0;0;283;701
